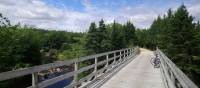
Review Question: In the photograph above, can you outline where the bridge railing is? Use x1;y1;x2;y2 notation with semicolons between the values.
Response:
0;47;140;88
156;49;198;88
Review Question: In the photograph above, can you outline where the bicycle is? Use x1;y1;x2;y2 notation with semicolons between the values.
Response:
150;54;161;68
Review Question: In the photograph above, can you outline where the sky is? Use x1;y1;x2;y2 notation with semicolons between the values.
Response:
0;0;200;32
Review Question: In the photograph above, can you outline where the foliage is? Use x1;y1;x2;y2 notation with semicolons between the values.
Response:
135;5;200;86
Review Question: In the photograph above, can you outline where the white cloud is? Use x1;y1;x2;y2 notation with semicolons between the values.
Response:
0;0;91;32
0;0;200;32
188;4;200;20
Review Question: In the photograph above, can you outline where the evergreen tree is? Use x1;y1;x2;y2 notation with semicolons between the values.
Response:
111;20;118;50
145;5;200;86
111;21;125;50
169;5;195;64
124;21;137;47
0;13;11;27
166;5;200;86
98;19;112;53
85;22;98;53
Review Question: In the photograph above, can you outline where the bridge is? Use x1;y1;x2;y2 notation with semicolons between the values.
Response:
0;47;198;88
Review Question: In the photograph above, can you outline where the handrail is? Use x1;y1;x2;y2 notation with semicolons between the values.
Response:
156;49;198;88
0;47;140;88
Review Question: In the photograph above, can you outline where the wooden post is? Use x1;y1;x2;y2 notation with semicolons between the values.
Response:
128;49;130;60
124;50;126;61
126;50;128;56
94;57;98;78
113;52;116;66
106;54;109;67
32;72;38;88
122;50;125;62
130;48;133;56
170;71;175;85
73;61;78;88
119;51;122;63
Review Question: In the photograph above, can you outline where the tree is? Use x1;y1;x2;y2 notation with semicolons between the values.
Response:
0;13;10;27
142;5;200;86
97;19;112;53
169;5;195;63
110;21;125;50
124;21;137;47
85;22;98;53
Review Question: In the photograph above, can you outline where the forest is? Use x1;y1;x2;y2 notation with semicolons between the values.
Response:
0;5;200;87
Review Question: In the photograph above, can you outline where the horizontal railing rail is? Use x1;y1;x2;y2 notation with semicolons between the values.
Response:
156;49;198;88
0;47;140;88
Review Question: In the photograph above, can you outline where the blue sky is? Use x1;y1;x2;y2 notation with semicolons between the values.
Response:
44;0;192;11
0;0;200;32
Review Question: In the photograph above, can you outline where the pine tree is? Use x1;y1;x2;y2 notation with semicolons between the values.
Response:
110;20;118;50
110;21;125;50
169;5;195;63
85;22;98;53
98;19;112;52
136;5;200;86
124;21;137;47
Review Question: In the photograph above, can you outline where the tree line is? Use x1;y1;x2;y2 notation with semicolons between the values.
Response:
86;20;137;54
136;5;200;86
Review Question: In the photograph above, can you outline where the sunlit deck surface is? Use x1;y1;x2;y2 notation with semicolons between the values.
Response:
100;49;164;88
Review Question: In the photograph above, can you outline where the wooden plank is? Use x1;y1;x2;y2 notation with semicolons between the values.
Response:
77;48;128;63
90;51;139;88
157;49;198;88
0;48;132;81
28;71;74;88
35;53;125;88
0;59;75;81
0;47;135;88
78;51;135;88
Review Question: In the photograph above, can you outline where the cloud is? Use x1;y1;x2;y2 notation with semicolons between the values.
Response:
0;0;200;32
188;4;200;20
0;0;90;32
118;5;159;28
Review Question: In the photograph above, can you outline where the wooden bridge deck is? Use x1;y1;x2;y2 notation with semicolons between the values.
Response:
100;48;164;88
